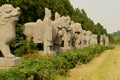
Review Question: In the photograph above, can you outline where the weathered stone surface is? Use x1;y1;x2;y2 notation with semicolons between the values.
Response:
90;34;98;45
104;35;109;46
43;8;53;54
33;19;44;43
80;30;92;47
85;31;92;46
100;34;109;46
100;35;104;45
55;12;60;20
70;22;82;48
80;30;87;48
23;22;38;40
0;57;21;67
61;16;73;51
0;4;20;57
52;15;72;52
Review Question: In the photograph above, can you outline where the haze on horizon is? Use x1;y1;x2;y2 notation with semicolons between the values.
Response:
69;0;120;33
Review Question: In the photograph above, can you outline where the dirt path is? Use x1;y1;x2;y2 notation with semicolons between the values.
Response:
66;45;120;80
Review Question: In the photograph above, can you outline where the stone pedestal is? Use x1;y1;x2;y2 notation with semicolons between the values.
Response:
0;57;21;67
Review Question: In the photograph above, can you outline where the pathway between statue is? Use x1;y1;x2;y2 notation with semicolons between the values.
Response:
66;45;120;80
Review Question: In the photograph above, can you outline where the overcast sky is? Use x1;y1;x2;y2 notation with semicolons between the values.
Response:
69;0;120;33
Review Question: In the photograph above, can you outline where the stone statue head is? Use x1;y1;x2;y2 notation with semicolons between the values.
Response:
55;12;60;20
45;8;51;19
86;31;92;35
0;4;20;25
60;16;71;29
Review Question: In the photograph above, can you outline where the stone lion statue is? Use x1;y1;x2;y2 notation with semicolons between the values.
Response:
0;4;20;57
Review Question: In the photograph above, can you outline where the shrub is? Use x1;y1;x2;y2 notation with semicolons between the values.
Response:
0;45;114;80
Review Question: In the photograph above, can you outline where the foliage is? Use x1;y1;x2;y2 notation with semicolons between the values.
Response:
108;30;120;44
0;45;114;80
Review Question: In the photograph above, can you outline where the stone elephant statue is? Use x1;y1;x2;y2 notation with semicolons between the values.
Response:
0;4;20;57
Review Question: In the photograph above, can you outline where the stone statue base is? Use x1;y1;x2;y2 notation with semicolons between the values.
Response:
0;57;21;67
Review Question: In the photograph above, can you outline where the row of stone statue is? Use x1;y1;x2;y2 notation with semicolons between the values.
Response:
23;8;109;54
0;4;109;58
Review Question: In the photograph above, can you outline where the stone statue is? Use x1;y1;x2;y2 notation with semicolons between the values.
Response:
85;31;92;46
0;4;20;57
105;36;109;46
80;30;87;48
55;12;60;20
61;16;73;51
103;34;109;46
52;16;70;53
70;22;82;48
38;8;53;54
33;19;44;43
90;34;98;45
100;35;104;45
23;19;44;41
100;34;109;46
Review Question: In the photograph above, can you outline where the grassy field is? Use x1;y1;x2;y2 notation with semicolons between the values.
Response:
66;45;120;80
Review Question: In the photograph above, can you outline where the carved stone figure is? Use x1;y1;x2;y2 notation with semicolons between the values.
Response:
80;30;87;48
23;19;43;41
100;35;104;45
104;34;109;46
55;12;60;20
52;16;70;53
105;36;109;46
33;19;44;43
0;4;20;57
61;16;73;51
70;22;82;48
90;34;98;45
83;31;92;47
100;34;109;46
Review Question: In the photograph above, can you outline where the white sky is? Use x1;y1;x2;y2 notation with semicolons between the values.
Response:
69;0;120;33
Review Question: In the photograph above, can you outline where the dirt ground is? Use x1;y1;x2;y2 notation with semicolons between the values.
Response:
66;45;120;80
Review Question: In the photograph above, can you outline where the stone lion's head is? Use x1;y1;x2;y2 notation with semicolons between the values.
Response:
0;4;20;25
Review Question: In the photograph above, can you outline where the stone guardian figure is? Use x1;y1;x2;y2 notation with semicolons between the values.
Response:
43;8;53;54
0;4;20;57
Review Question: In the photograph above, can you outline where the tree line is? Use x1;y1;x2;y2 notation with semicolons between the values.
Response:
108;31;120;44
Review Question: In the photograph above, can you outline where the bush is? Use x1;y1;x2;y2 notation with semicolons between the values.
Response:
0;45;114;80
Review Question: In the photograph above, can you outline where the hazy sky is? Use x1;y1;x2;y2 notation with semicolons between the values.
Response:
69;0;120;33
